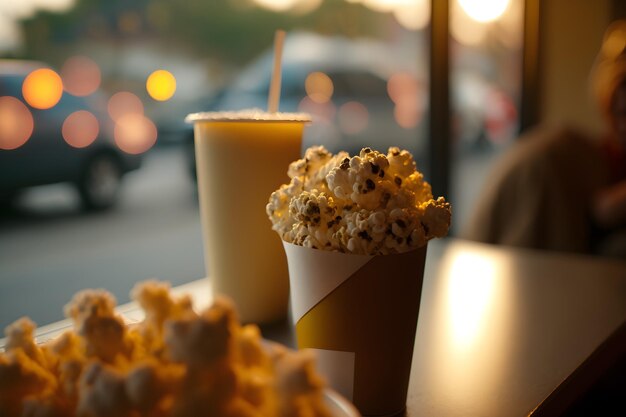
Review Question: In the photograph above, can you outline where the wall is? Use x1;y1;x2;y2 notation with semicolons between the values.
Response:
541;0;612;135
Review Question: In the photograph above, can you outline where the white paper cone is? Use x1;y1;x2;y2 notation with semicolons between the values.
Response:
283;242;428;416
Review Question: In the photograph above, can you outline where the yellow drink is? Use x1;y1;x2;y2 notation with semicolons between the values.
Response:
187;111;310;324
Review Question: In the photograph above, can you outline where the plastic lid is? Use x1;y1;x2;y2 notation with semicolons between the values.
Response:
185;108;312;123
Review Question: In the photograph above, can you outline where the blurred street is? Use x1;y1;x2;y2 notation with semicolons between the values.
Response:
0;143;499;331
0;146;205;329
0;0;522;338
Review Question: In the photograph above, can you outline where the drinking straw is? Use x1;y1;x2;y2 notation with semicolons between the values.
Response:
268;29;286;113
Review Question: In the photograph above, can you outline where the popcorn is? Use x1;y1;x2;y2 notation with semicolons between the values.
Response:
0;281;332;417
267;146;451;254
274;350;331;417
64;289;134;365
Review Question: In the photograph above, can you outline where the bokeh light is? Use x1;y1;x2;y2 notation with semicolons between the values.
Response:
338;101;369;135
393;0;430;30
251;0;321;13
22;68;63;109
451;1;488;46
290;0;322;14
394;98;422;129
146;70;177;101
387;72;420;104
305;72;334;104
62;110;100;148
114;113;157;154
387;72;423;129
253;0;296;11
108;91;144;122
61;56;102;97
457;0;510;23
0;96;34;150
351;0;400;13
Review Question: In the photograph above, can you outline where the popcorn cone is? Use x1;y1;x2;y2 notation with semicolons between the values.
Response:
283;242;427;416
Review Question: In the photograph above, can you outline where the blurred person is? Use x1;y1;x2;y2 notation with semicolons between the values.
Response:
462;20;626;258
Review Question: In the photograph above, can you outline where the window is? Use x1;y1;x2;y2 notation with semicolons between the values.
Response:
0;0;523;329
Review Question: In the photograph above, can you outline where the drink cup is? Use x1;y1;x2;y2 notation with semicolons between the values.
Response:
283;241;428;416
186;110;310;324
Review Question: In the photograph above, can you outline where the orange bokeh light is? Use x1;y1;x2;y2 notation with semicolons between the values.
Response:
61;56;102;97
108;91;144;122
0;96;34;150
22;68;63;110
387;72;420;104
62;110;100;148
114;113;157;154
394;97;422;129
387;72;423;129
338;101;369;135
305;71;334;104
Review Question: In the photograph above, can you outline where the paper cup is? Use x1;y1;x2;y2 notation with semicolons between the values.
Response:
283;242;427;416
186;110;310;324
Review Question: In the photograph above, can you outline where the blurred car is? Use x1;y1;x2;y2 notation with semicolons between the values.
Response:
181;33;428;180
0;60;141;210
218;37;424;153
180;32;516;179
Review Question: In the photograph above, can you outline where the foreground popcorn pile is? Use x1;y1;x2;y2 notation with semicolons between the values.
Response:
267;146;451;254
0;281;332;417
